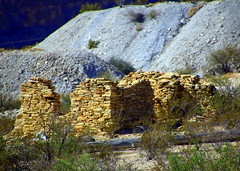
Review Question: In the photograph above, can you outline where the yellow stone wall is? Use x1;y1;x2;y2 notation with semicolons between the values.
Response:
10;72;216;137
10;78;61;137
66;78;122;136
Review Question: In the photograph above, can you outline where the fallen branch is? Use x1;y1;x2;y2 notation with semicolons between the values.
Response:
89;129;240;149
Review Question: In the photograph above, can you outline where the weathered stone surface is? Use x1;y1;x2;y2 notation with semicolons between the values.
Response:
10;72;216;138
9;78;61;138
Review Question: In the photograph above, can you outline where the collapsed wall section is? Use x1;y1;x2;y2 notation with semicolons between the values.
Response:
10;78;60;137
118;71;216;123
117;78;155;129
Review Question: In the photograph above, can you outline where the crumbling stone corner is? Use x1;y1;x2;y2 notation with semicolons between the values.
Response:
10;78;61;137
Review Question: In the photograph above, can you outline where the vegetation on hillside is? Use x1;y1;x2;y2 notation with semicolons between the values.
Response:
79;3;102;13
207;45;240;75
0;94;21;112
109;57;136;75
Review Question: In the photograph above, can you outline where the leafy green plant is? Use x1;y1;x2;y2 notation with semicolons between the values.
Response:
88;39;100;49
175;67;195;75
79;3;101;13
207;45;240;75
109;57;136;75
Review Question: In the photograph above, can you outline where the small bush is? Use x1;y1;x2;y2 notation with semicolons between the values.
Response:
60;93;71;114
88;39;100;49
79;3;101;13
175;66;195;75
168;144;240;171
148;10;157;19
141;123;175;160
207;76;240;129
97;71;120;82
207;45;240;75
0;137;40;171
128;10;145;23
0;94;21;112
109;57;136;75
53;151;99;171
0;116;15;136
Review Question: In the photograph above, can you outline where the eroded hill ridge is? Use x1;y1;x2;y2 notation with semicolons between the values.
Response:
36;0;240;72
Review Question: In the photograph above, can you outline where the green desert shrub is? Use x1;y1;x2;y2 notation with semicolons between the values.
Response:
109;57;136;75
97;71;121;82
60;93;71;114
168;144;240;171
0;94;21;112
207;45;240;75
0;137;40;171
0;111;135;170
0;115;15;136
141;122;175;160
79;3;101;13
208;76;240;129
88;39;100;49
53;151;99;171
175;66;195;75
148;10;157;19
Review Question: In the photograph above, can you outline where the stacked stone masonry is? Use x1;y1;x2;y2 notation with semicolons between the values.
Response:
10;72;216;138
10;78;61;137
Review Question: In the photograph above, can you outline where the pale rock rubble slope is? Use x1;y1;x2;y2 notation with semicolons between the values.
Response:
36;0;240;73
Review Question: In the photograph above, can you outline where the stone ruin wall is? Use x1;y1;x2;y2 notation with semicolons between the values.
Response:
65;78;122;136
10;72;216;138
10;78;61;137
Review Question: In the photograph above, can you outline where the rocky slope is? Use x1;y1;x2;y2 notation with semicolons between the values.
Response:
0;50;122;96
36;0;240;74
0;0;118;48
0;0;239;97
